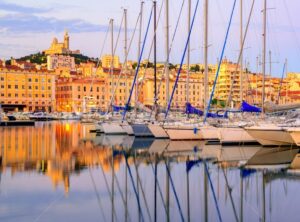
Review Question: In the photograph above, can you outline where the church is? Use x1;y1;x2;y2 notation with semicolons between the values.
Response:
44;31;80;55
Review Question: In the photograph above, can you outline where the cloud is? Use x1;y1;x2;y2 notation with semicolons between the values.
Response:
0;2;51;14
0;14;109;33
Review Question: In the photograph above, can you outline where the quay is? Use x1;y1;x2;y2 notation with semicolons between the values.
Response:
0;121;35;127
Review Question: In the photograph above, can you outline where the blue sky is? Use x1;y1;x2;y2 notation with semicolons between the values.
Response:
0;0;300;76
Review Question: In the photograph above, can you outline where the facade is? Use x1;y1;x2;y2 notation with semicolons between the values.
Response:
56;77;106;112
47;54;76;71
0;65;56;112
101;55;120;69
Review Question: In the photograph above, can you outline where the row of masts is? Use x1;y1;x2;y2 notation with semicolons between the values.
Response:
107;0;269;117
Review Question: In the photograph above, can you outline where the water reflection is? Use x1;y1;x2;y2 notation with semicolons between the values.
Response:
0;122;300;221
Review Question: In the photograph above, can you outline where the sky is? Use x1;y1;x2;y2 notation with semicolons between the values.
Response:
0;0;300;76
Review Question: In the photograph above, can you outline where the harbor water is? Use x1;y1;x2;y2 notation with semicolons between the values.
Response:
0;121;300;222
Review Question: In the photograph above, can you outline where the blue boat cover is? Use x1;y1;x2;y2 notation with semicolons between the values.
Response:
113;105;130;112
186;159;202;172
240;101;261;113
185;103;203;116
207;111;228;118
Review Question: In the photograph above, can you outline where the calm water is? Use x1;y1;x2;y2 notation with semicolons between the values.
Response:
0;121;300;222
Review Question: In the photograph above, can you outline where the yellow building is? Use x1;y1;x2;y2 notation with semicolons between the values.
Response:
0;64;56;112
44;31;80;55
101;55;120;69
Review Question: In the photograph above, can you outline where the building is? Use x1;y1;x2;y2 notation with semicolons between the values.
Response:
101;55;120;69
56;77;106;112
44;31;80;55
0;64;56;112
47;54;76;71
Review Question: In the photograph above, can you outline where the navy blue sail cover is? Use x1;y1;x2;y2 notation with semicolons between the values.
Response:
240;101;261;113
185;103;204;116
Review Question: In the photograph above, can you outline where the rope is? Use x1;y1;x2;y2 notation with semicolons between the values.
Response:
203;0;237;123
106;13;141;114
204;162;223;222
165;159;185;222
164;0;200;119
124;154;145;222
225;0;256;110
277;62;286;104
122;7;153;121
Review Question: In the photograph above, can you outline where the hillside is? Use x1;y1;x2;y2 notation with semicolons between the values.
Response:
13;52;98;65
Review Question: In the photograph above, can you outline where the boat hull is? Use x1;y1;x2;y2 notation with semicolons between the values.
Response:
218;127;256;145
287;128;300;146
102;122;127;135
148;124;169;139
245;127;294;146
199;126;219;140
165;126;202;140
132;124;154;137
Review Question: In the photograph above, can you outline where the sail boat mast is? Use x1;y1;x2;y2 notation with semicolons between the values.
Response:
204;0;208;113
240;0;243;104
186;0;191;105
110;19;114;111
135;1;144;114
124;9;128;104
154;1;157;111
165;0;170;106
262;0;267;114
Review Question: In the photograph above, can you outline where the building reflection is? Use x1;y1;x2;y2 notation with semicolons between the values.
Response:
0;122;123;194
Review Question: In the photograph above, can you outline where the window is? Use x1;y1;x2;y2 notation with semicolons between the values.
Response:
35;79;38;82
0;85;4;89
78;86;80;91
29;86;32;89
8;93;11;97
15;94;18;97
41;86;45;90
15;85;18;89
78;95;81;99
48;86;51;90
35;86;38;90
8;85;11;89
0;77;4;81
35;94;38;97
84;86;86;92
28;78;32;82
22;85;25;89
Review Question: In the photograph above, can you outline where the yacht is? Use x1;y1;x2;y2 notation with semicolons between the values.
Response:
245;124;295;146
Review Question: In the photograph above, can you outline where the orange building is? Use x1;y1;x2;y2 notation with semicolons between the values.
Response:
0;64;56;112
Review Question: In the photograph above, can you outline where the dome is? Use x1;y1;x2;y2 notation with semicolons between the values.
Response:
52;37;58;44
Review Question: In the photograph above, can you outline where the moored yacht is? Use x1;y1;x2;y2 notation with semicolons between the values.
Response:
102;122;127;135
245;125;295;146
286;128;300;146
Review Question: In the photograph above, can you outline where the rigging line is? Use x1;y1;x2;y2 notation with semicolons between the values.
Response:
221;168;239;222
149;156;168;215
33;193;65;222
106;13;141;113
283;0;300;58
203;0;237;123
122;6;153;121
105;14;125;113
151;0;186;119
136;0;164;96
203;161;223;222
133;157;153;222
124;153;145;222
148;0;185;120
164;0;201;120
98;148;119;221
164;158;185;222
88;25;110;96
89;169;107;222
276;62;286;104
225;0;256;109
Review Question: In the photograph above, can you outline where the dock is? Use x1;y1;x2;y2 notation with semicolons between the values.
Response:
0;121;35;126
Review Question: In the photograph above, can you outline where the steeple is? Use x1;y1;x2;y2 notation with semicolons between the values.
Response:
64;30;69;49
